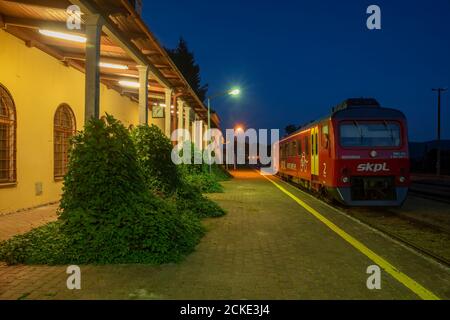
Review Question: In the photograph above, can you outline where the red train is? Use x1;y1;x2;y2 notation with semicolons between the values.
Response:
278;98;410;206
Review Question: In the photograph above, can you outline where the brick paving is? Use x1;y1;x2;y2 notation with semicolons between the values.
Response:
0;170;449;300
0;204;58;241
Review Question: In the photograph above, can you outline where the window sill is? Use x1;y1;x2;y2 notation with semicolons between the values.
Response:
54;177;64;182
0;182;17;189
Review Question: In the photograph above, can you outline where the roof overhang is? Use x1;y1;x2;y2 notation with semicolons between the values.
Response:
0;0;219;127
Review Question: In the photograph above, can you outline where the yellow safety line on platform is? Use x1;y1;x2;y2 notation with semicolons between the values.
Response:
261;174;440;300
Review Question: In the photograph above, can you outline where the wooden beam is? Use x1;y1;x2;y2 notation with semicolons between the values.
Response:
5;0;136;26
3;0;71;10
63;52;135;66
103;6;130;17
145;51;163;57
154;64;171;69
4;26;139;104
27;32;126;54
6;27;62;59
4;26;86;73
2;15;86;33
125;31;147;41
100;73;135;82
164;76;182;80
25;39;35;47
148;93;165;99
2;15;144;40
70;0;172;88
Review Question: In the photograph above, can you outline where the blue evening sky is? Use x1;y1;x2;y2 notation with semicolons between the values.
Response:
143;0;450;141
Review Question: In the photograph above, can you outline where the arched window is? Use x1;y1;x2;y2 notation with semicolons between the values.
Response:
54;104;76;179
0;84;16;184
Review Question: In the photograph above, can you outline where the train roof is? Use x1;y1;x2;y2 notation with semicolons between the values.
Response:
282;98;407;141
331;98;406;120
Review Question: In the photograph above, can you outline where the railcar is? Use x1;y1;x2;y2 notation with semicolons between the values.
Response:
278;98;410;206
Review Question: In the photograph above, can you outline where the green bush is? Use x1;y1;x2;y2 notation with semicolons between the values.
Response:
130;124;180;194
0;115;205;265
0;222;69;265
181;170;224;193
211;164;233;181
131;125;225;217
173;185;225;218
176;143;230;193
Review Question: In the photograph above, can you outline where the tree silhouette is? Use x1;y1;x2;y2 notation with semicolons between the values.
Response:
285;124;298;135
166;38;208;102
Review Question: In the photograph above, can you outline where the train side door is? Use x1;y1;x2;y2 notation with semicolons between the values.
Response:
310;126;319;176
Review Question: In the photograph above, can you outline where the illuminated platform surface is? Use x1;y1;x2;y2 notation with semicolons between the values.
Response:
0;170;449;300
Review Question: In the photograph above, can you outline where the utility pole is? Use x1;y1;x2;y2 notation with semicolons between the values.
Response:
432;88;448;176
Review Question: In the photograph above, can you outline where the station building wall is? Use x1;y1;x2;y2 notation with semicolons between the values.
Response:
0;30;140;213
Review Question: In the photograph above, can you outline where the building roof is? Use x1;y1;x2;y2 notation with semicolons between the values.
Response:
0;0;219;127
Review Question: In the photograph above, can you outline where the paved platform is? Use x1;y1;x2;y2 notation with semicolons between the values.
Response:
0;170;449;299
0;204;58;241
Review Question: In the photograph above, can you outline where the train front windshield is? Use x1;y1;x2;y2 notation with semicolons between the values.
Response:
339;121;401;147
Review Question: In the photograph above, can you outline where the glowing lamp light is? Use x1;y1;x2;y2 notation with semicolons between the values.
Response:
118;80;140;88
100;62;128;70
39;29;86;43
229;88;241;96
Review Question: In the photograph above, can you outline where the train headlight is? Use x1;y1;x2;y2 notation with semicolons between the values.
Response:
399;176;406;183
342;176;349;183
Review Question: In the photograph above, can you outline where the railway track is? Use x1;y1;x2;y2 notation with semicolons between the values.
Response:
409;180;450;204
340;207;450;267
278;176;450;268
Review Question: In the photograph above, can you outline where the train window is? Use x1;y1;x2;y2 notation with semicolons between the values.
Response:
297;140;302;155
321;125;329;149
304;136;309;155
315;132;318;155
291;141;296;156
340;121;401;147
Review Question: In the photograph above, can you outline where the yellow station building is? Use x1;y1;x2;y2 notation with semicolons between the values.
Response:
0;0;220;214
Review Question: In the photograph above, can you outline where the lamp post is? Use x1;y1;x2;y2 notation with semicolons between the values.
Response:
234;125;244;170
206;88;241;173
432;88;448;176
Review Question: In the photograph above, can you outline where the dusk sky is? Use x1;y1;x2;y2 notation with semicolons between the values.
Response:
143;0;450;142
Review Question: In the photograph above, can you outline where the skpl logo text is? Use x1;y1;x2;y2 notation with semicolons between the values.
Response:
357;163;390;172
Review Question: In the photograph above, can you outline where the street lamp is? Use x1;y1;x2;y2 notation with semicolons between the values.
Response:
233;124;245;170
206;87;241;173
235;125;244;133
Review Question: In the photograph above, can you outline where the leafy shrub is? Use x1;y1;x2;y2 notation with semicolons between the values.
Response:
211;164;233;181
0;115;205;265
131;125;226;217
131;125;180;194
173;185;225;218
176;143;229;193
0;222;69;265
181;170;224;193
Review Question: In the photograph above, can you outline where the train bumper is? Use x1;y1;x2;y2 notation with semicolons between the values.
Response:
330;187;409;207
